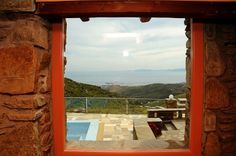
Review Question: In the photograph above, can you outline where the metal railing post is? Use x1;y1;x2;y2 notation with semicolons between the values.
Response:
126;99;128;114
70;98;73;110
85;97;88;113
69;98;72;110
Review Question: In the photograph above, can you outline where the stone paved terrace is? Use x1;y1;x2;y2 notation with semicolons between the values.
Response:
66;113;185;149
67;113;146;141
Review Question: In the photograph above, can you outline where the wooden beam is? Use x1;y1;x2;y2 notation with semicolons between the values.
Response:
36;0;236;2
36;0;236;18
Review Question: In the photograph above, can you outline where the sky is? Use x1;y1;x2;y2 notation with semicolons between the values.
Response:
65;18;186;73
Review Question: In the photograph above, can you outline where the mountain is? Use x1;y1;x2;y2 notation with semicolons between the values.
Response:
64;77;117;97
103;83;186;99
65;77;186;99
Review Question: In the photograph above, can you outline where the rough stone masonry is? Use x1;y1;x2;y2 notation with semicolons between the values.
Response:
203;23;236;156
0;13;53;156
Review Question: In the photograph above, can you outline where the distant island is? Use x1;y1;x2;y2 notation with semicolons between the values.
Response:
65;69;185;86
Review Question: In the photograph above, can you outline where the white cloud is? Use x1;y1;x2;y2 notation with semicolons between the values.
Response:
103;32;142;44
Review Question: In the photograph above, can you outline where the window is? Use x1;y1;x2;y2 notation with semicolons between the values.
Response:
64;18;187;148
52;19;203;156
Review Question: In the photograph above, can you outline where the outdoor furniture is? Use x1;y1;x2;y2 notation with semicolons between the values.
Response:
177;98;187;108
147;108;186;120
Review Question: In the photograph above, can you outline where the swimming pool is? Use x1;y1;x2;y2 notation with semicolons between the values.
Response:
67;120;99;141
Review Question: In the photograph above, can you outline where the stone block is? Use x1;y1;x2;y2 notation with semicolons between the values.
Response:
184;18;190;26
222;152;236;156
0;122;40;156
232;97;236;108
220;33;236;41
227;57;236;72
221;25;236;33
0;94;34;109
186;49;191;56
186;39;191;49
185;31;191;38
36;49;51;93
186;56;191;87
34;94;49;108
218;111;236;123
206;78;230;109
205;41;225;77
7;110;42;121
13;19;49;49
39;122;51;135
222;74;236;82
232;90;236;97
39;51;51;71
222;140;236;153
204;133;221;156
224;46;236;55
204;110;216;132
0;120;15;136
205;24;216;40
39;110;51;125
222;109;236;114
0;94;48;109
42;143;53;154
0;122;15;130
219;122;236;132
38;70;50;93
0;20;15;43
0;45;37;94
218;131;236;142
0;0;35;12
224;82;236;90
41;131;52;146
185;24;190;32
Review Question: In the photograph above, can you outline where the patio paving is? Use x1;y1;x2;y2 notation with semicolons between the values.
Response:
67;113;146;141
66;113;185;142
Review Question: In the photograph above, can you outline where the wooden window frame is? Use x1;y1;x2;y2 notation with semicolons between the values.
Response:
51;19;203;156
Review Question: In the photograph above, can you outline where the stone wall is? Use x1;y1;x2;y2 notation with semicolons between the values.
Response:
0;13;53;156
202;23;236;156
184;18;191;147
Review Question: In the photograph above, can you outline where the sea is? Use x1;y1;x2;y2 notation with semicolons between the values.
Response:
65;69;186;86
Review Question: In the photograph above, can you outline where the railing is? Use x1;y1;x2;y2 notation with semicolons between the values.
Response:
65;97;166;114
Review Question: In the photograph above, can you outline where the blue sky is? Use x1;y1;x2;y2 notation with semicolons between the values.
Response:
65;18;186;73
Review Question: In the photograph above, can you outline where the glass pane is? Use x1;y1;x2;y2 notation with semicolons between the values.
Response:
64;18;188;150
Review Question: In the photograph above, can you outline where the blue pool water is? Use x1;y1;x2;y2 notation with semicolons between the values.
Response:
67;120;99;141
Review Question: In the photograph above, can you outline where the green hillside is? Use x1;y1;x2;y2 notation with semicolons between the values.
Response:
104;83;186;99
64;77;117;97
64;78;186;114
65;77;186;98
